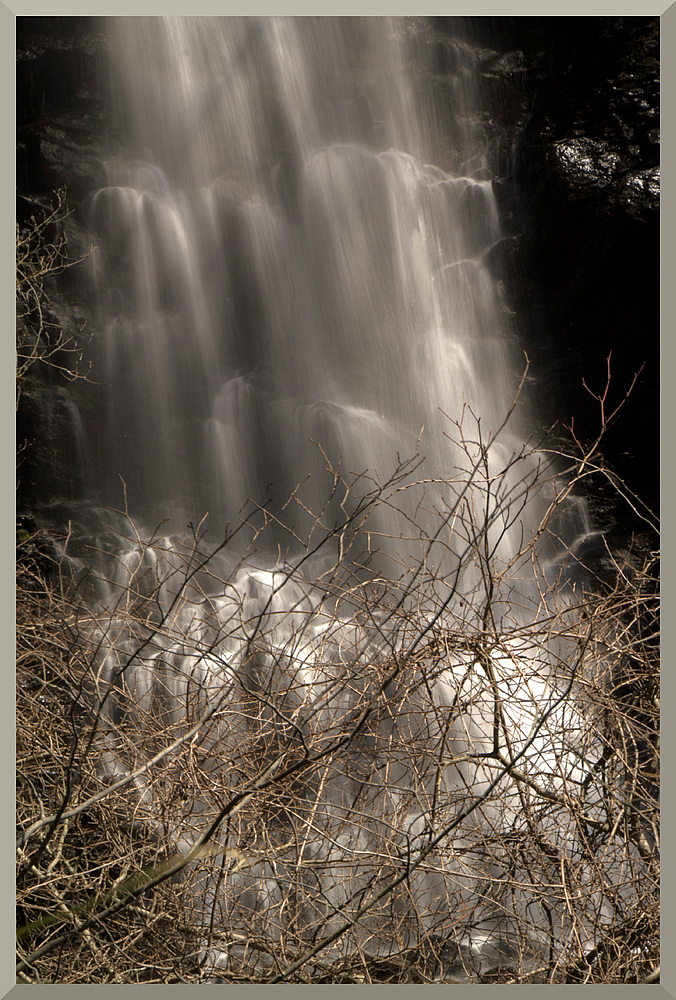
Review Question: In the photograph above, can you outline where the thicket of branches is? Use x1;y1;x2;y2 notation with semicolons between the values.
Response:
16;360;659;983
16;189;93;411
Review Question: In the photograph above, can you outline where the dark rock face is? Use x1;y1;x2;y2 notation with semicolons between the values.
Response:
434;16;659;533
17;17;112;220
17;18;112;513
16;16;659;539
516;19;659;533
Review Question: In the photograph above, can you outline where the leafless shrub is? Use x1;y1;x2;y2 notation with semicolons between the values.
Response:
16;366;658;984
16;189;94;408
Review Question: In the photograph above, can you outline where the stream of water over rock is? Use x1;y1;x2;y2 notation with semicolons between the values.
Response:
81;17;577;565
43;17;612;980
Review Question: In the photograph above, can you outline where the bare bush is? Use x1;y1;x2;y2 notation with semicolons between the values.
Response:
16;189;94;408
16;385;659;984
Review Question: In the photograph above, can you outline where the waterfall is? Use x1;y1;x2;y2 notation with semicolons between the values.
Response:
80;16;568;572
47;17;611;981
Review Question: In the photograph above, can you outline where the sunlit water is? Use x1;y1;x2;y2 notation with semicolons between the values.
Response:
48;17;612;980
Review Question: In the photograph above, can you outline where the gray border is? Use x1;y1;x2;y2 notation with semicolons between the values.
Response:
660;3;671;999
9;2;669;997
6;2;675;13
6;0;17;995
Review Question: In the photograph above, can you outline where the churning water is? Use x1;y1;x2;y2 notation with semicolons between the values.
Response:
48;17;612;981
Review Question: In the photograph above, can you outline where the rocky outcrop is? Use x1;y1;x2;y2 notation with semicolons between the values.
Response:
516;19;659;530
17;17;113;220
432;16;659;531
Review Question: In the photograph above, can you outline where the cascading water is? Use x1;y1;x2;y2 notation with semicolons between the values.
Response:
82;16;561;572
38;16;622;982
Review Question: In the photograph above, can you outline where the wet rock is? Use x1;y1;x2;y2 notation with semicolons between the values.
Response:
17;18;113;204
551;137;623;193
446;16;660;527
614;164;660;216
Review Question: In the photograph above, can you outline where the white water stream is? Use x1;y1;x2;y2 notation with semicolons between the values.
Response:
59;17;609;980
